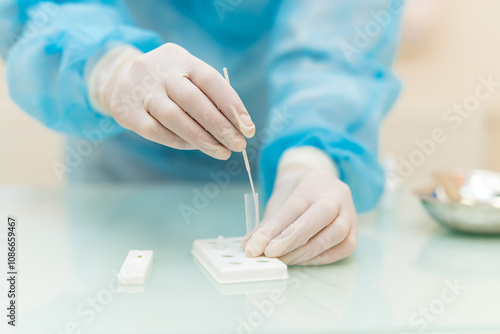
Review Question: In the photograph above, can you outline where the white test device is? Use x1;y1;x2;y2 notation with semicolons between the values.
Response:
192;236;288;284
117;250;154;285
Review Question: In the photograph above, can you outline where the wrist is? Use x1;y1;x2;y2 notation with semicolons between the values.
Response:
87;44;143;116
276;146;339;183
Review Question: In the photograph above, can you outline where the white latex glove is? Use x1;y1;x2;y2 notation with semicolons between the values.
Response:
88;43;255;160
243;146;358;265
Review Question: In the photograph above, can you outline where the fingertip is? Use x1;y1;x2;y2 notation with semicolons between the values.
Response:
211;148;231;160
220;150;232;160
228;105;255;138
244;248;258;257
244;230;269;258
241;235;249;249
263;241;280;258
232;138;247;152
241;230;257;249
242;125;256;139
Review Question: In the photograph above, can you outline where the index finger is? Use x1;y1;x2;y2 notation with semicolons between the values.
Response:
243;191;311;257
263;197;342;258
187;58;255;138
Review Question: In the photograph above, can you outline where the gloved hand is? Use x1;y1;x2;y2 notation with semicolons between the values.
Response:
243;147;358;265
88;43;255;160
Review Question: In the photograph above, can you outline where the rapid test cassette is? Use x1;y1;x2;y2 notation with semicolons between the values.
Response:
117;250;153;285
192;236;288;284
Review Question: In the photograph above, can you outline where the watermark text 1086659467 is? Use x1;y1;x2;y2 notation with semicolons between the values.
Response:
6;216;18;327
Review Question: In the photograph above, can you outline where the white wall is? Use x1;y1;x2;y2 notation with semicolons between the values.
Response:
0;61;63;184
381;0;500;182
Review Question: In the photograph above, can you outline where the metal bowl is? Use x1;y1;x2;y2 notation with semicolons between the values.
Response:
416;168;500;234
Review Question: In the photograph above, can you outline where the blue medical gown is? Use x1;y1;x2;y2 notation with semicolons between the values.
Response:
0;0;402;212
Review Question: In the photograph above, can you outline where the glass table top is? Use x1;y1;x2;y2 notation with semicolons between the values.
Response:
0;183;499;334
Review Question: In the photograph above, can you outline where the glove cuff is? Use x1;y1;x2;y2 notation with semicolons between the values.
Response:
87;44;143;116
276;146;339;183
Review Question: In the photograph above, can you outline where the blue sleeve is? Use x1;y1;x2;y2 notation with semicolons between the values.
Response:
0;0;164;137
260;0;403;212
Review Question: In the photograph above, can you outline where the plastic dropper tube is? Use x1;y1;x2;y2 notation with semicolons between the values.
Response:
245;192;259;234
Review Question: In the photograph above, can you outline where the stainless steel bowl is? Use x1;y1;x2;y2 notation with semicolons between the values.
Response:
416;168;500;234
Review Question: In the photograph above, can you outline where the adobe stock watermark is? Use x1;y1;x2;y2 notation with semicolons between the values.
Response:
214;0;243;21
7;2;58;48
51;119;118;182
339;0;404;62
387;74;500;189
178;106;295;224
47;270;123;334
226;268;310;334
401;278;466;333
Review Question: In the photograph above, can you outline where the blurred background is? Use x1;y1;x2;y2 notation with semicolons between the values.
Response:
1;0;499;186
